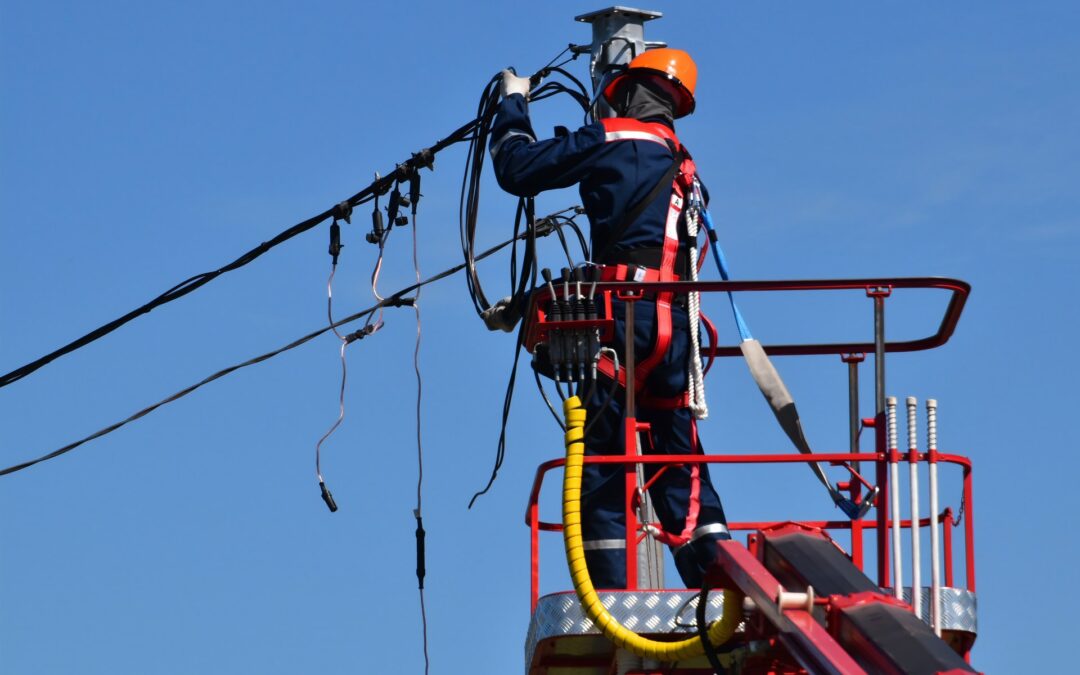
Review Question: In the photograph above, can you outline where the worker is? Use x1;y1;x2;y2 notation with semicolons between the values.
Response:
486;49;730;589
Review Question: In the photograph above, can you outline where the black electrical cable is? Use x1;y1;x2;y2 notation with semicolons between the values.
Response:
532;366;566;431
561;213;591;261
0;122;481;391
1;54;582;392
696;582;729;675
583;349;620;438
409;200;430;675
459;58;590;323
0;213;580;478
459;74;502;316
468;311;529;508
550;216;579;270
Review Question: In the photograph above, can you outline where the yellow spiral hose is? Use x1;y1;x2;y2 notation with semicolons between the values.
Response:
561;395;743;662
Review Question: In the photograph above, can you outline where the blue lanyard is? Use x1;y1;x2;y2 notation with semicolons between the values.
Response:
698;206;753;342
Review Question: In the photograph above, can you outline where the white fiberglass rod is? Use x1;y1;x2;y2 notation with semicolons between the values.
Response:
927;398;942;636
887;396;903;599
907;396;922;620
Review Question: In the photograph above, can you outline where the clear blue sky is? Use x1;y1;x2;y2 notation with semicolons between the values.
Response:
2;2;1077;672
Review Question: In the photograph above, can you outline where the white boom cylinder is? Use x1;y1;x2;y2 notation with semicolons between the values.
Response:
907;396;922;620
887;396;903;599
927;398;942;635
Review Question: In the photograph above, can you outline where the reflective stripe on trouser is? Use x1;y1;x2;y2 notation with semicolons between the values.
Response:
581;297;729;589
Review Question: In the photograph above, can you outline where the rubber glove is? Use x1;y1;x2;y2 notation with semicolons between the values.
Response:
481;296;522;333
500;69;530;100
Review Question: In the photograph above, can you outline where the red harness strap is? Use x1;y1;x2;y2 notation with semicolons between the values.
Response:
597;118;697;402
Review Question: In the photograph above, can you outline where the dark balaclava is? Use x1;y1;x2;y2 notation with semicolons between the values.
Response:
611;74;676;127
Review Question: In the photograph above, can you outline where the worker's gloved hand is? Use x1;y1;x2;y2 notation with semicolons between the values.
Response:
500;69;531;101
481;296;522;333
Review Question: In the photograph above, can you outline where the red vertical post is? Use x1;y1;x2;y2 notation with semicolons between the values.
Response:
622;294;639;590
963;467;976;593
623;416;639;590
530;501;540;612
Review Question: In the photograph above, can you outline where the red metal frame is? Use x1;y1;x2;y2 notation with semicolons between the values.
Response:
523;276;970;358
525;451;976;611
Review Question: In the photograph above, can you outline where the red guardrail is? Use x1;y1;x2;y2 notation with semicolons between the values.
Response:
524;450;975;612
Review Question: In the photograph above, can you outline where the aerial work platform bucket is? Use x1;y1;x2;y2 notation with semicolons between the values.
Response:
523;277;978;674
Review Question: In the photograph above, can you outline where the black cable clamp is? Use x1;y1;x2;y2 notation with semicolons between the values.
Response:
385;295;416;308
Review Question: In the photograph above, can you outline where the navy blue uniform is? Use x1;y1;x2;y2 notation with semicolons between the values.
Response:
491;93;729;588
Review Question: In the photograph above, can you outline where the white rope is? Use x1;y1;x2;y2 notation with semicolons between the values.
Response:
685;184;708;420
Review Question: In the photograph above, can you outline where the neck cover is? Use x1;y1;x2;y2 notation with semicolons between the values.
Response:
612;77;676;128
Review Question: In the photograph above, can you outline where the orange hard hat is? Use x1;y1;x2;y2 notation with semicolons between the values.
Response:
602;48;698;118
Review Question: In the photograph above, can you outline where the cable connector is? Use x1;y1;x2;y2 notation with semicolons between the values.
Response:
533;216;556;237
408;172;421;213
328;221;343;265
414;509;426;590
386;187;408;228
386;295;416;308
367;208;385;244
344;325;377;344
320;481;338;513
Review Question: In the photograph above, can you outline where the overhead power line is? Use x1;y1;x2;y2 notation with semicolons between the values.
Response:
0;213;582;478
0;119;480;390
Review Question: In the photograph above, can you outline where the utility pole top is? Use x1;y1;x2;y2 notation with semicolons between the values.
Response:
574;6;667;117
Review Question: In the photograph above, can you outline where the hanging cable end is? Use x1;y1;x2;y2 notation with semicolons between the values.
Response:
320;481;339;513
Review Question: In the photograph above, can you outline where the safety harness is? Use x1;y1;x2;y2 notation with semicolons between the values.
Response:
594;118;710;416
592;117;714;550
